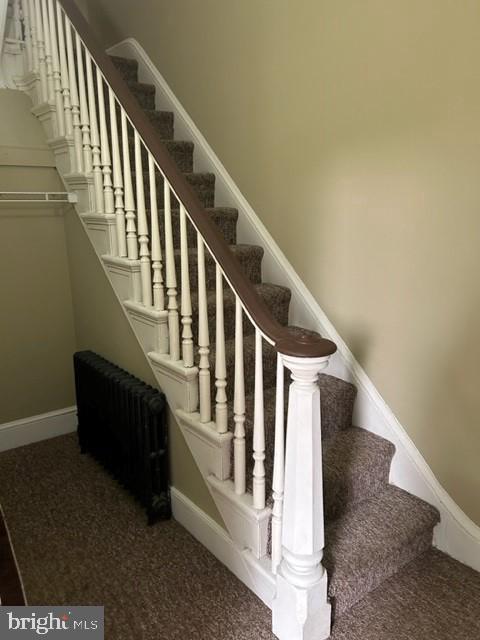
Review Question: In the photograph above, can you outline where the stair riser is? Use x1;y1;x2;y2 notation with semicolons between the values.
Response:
181;174;215;209
318;374;357;439
323;454;394;522
110;56;139;84
145;112;174;140
129;83;156;110
331;528;435;619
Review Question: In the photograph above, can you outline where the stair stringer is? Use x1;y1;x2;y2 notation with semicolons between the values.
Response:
21;102;278;608
107;36;480;574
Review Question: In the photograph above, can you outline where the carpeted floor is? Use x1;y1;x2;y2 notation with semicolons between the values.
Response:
0;434;275;640
1;434;480;639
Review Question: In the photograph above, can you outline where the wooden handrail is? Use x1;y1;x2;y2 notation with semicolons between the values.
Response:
59;0;336;359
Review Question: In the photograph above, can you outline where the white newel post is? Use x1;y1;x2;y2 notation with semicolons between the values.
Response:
272;353;332;640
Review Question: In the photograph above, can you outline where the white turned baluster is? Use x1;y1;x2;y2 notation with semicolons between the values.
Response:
120;111;138;263
85;50;103;212
47;0;64;136
40;0;54;103
21;0;33;72
179;204;193;367
28;0;38;74
75;33;92;173
215;265;228;433
65;17;82;172
272;353;332;640
271;354;285;574
163;181;180;360
109;90;126;256
56;4;71;137
233;297;246;495
252;329;265;510
34;0;47;101
134;132;152;307
197;234;211;423
96;68;114;214
148;155;164;311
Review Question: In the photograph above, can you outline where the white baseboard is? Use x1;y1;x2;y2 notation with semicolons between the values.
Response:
107;37;480;573
171;486;275;608
0;406;77;453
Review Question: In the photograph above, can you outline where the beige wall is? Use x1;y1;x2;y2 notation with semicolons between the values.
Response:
79;0;480;525
0;209;77;423
0;89;56;169
0;90;77;424
63;209;222;524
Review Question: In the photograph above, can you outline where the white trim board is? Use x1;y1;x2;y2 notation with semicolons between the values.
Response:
171;486;275;608
108;38;480;572
0;406;77;452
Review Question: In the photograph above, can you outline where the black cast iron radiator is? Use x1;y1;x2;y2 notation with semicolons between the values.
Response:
73;351;171;524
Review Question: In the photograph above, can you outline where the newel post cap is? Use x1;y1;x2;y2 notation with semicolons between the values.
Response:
275;327;336;360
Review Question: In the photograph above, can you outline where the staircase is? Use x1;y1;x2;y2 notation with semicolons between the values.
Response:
5;1;476;638
102;52;438;626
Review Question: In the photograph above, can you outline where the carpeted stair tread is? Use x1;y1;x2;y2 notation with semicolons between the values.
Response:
152;206;238;249
143;109;174;140
318;373;357;439
110;55;139;84
323;427;395;521
127;81;156;110
182;172;216;208
129;137;194;173
134;170;215;209
330;548;480;640
161;140;194;172
174;243;263;290
190;283;291;343
239;408;394;518
324;485;440;617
